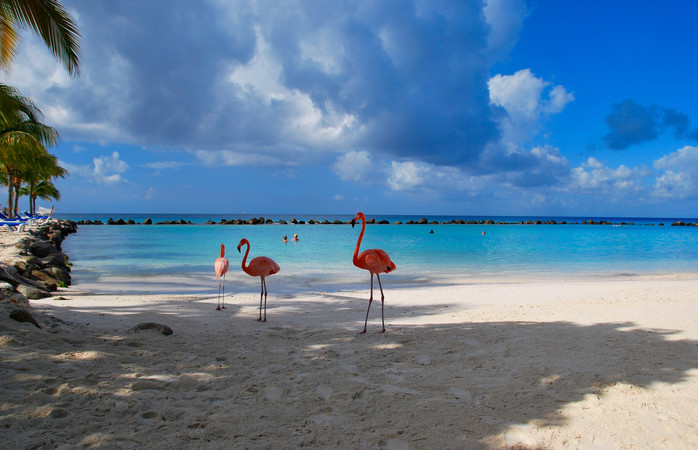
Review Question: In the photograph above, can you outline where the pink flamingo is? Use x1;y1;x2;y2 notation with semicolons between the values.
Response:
237;238;280;322
351;212;397;333
214;243;230;311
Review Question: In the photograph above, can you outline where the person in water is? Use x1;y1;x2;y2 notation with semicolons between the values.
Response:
291;234;299;241
283;235;288;243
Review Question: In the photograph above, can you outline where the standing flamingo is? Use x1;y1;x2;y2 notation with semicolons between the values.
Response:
214;243;230;311
237;238;280;322
351;212;397;333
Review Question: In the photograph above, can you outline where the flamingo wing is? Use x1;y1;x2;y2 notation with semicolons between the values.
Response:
215;257;229;278
247;256;280;277
357;249;396;274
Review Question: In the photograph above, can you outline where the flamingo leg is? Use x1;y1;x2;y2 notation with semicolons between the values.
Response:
216;277;223;311
376;274;386;333
257;278;264;321
221;274;226;309
361;274;374;334
262;277;268;322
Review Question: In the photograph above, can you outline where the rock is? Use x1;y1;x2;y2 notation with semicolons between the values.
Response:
28;271;59;290
41;253;66;267
16;284;51;300
0;281;15;298
30;241;58;257
44;266;71;284
9;292;29;308
143;218;152;224
9;309;41;328
129;322;173;336
0;263;27;286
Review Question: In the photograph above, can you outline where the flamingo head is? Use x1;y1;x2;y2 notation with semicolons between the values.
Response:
352;212;365;228
237;238;248;253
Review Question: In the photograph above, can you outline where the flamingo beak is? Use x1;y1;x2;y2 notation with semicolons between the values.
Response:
351;219;356;228
237;245;242;253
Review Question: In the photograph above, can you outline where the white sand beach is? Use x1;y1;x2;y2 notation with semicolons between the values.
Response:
2;261;698;448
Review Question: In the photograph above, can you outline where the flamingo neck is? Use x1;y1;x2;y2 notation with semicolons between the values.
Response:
353;216;365;265
240;242;250;271
220;244;225;258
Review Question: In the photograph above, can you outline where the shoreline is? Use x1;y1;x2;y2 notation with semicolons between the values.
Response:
2;223;697;448
72;215;698;226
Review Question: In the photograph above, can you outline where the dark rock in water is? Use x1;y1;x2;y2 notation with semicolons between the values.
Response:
9;309;41;328
129;322;173;336
143;218;153;224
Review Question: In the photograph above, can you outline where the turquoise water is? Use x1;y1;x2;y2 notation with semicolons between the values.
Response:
57;214;698;294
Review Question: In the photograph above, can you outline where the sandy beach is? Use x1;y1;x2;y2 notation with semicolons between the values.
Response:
2;241;698;450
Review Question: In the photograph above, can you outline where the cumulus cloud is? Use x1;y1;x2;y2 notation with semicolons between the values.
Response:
489;69;574;144
603;99;698;150
568;157;648;195
333;150;375;182
4;0;527;169
63;151;129;185
387;161;428;191
652;145;698;198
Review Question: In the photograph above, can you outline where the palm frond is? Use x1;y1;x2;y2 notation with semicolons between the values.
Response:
4;0;81;76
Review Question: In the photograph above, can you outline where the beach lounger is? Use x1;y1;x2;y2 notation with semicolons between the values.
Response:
0;220;26;232
22;206;55;223
22;209;52;223
0;211;33;224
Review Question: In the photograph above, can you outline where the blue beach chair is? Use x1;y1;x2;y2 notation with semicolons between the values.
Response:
0;219;26;232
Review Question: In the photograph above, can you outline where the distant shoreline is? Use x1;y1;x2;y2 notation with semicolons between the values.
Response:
68;216;698;227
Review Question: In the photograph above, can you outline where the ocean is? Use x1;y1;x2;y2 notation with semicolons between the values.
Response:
55;213;698;295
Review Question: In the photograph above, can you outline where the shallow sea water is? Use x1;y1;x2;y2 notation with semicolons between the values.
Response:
57;214;698;295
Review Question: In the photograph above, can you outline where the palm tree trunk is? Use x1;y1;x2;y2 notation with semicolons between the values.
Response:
6;170;15;218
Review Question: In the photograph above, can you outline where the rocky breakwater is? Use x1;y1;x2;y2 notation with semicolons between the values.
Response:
0;221;78;322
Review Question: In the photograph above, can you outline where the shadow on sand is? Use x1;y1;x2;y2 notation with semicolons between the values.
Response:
2;292;697;448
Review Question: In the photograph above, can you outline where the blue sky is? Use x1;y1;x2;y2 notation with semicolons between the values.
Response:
2;0;698;217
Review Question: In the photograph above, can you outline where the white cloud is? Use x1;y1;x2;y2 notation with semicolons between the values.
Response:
332;150;375;182
568;157;646;194
652;146;698;198
63;151;129;185
387;161;428;191
489;69;574;143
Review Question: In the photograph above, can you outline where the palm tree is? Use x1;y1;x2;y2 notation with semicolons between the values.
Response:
0;0;81;76
20;178;61;213
0;84;59;217
18;149;65;214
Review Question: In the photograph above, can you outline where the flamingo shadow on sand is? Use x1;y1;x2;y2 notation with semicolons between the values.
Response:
351;212;396;334
237;238;280;322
